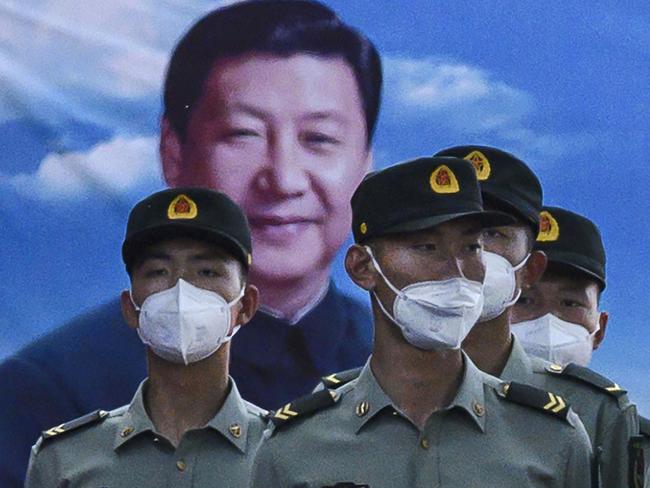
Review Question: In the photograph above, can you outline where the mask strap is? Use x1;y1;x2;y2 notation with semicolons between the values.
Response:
222;325;241;343
503;288;522;309
513;253;530;272
129;290;141;312
364;246;403;297
504;253;529;308
372;291;403;329
226;286;247;333
227;286;246;307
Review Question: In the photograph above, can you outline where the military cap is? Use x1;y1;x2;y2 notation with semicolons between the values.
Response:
433;145;543;233
122;188;252;270
351;156;514;243
535;206;606;289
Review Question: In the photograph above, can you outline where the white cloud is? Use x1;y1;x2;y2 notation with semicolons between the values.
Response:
383;56;584;161
385;56;533;132
0;0;223;122
4;136;163;200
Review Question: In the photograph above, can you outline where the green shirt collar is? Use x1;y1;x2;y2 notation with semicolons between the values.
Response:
114;377;251;453
351;352;487;434
500;334;534;380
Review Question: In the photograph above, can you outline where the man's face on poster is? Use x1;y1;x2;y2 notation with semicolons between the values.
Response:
161;53;371;283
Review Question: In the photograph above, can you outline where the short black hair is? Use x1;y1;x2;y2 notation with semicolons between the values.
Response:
163;0;382;145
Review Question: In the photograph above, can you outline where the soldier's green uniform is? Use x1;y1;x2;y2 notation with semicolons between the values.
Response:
502;336;638;487
251;156;593;487
251;354;592;488
434;146;639;487
629;416;650;488
26;379;267;487
25;188;267;487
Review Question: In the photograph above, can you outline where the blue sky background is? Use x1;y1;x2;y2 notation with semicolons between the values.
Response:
1;0;648;413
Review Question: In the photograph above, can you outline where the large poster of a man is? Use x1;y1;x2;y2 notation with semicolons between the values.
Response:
1;0;649;486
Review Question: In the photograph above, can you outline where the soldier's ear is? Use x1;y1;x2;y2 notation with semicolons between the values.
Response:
593;311;609;350
160;116;182;187
234;284;259;330
120;290;139;331
345;244;378;291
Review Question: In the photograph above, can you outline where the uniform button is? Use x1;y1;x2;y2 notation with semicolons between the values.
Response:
420;438;430;450
229;423;241;438
473;402;485;417
176;460;186;472
120;426;134;437
153;437;159;443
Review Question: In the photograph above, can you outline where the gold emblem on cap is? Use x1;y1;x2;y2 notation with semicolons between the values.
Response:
429;165;460;194
464;150;491;181
360;222;368;235
167;194;198;220
537;211;560;242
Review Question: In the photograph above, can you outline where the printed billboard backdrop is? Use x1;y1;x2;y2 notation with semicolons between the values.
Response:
1;0;649;413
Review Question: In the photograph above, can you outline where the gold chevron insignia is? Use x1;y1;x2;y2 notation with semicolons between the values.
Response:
45;424;65;437
323;374;341;385
543;392;566;413
606;383;622;392
274;403;298;420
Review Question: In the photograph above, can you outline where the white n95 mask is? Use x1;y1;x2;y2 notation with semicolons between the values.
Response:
479;251;529;322
512;313;597;367
132;279;244;365
366;246;484;351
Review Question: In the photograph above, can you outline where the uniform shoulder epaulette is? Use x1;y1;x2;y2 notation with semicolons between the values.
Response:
270;389;338;429
321;367;363;389
41;409;109;443
546;362;627;398
639;415;650;437
500;381;571;422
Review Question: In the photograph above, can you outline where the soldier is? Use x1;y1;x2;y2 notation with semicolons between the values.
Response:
510;205;647;488
511;207;608;368
434;145;639;488
25;188;266;487
0;1;381;485
250;156;593;487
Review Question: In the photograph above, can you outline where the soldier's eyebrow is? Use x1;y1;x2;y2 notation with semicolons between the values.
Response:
558;284;589;296
189;253;228;263
141;252;171;262
462;227;483;237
